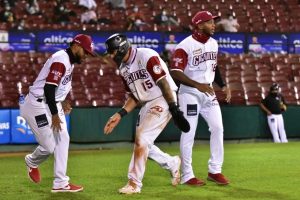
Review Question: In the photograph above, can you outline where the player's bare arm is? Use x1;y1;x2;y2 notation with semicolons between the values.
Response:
51;114;62;133
222;86;231;103
62;100;72;114
214;65;230;102
259;103;272;116
157;77;176;103
157;77;190;133
170;70;214;96
104;95;138;135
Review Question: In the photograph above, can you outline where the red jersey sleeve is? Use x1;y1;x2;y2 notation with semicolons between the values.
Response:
170;48;188;71
146;56;166;83
46;62;66;86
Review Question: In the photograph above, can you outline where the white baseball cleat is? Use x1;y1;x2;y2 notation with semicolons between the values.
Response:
170;156;181;186
119;181;141;194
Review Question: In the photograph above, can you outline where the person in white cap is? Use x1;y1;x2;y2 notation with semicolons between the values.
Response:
170;11;231;186
20;34;96;192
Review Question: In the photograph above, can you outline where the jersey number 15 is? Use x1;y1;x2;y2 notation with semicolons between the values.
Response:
142;80;153;91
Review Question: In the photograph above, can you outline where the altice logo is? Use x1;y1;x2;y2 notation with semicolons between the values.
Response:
44;35;73;44
217;37;243;49
128;36;159;48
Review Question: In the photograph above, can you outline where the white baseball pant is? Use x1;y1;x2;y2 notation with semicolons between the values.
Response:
267;114;288;143
127;96;178;188
20;93;70;189
178;92;224;183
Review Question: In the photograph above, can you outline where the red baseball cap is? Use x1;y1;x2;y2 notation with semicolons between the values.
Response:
192;11;219;25
72;34;96;56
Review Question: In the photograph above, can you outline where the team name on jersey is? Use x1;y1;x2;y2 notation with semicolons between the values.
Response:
192;52;217;65
62;74;72;85
123;69;149;85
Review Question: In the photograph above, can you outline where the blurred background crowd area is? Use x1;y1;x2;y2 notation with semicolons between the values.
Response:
0;0;300;108
1;0;300;32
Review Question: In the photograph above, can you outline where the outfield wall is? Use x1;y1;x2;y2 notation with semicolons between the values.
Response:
70;106;300;143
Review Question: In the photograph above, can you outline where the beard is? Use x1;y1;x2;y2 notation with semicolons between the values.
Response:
74;54;82;64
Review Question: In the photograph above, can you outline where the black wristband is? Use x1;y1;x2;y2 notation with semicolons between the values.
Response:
117;108;128;118
168;102;177;109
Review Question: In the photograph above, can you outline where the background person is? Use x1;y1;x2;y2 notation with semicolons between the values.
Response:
260;83;288;143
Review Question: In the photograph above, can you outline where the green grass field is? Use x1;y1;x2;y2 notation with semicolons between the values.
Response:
0;142;300;200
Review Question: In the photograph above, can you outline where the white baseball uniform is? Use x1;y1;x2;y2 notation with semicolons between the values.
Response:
171;35;225;183
119;47;179;189
20;49;73;189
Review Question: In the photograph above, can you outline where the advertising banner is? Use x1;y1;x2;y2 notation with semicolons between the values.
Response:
90;32;112;54
9;31;36;51
163;33;189;54
247;34;288;54
0;110;10;144
0;31;35;51
5;31;296;54
126;32;164;53
288;33;300;53
10;109;37;144
37;31;79;52
214;33;245;54
10;109;70;144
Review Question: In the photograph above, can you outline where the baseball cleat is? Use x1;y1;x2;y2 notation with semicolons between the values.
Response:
184;177;206;186
119;181;141;194
51;183;83;193
25;156;41;184
26;166;41;183
170;156;181;186
207;173;230;185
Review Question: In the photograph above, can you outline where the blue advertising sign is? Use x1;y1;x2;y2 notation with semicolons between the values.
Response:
65;114;70;132
5;31;36;51
0;110;10;144
288;33;300;53
247;34;288;54
37;31;80;52
163;33;189;53
126;32;164;53
90;32;113;54
214;33;245;54
11;109;37;144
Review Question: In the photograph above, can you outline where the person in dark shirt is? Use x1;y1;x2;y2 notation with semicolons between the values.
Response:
260;83;288;143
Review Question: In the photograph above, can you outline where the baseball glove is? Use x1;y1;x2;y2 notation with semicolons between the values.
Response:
169;102;190;133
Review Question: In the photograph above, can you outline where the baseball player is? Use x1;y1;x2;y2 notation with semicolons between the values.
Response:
170;11;231;186
20;34;96;192
103;33;190;194
260;83;288;143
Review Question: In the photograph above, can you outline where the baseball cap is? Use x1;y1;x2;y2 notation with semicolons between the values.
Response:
72;34;96;56
192;11;219;25
270;83;279;91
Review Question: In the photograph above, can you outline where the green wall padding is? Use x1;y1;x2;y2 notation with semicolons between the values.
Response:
70;106;300;143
